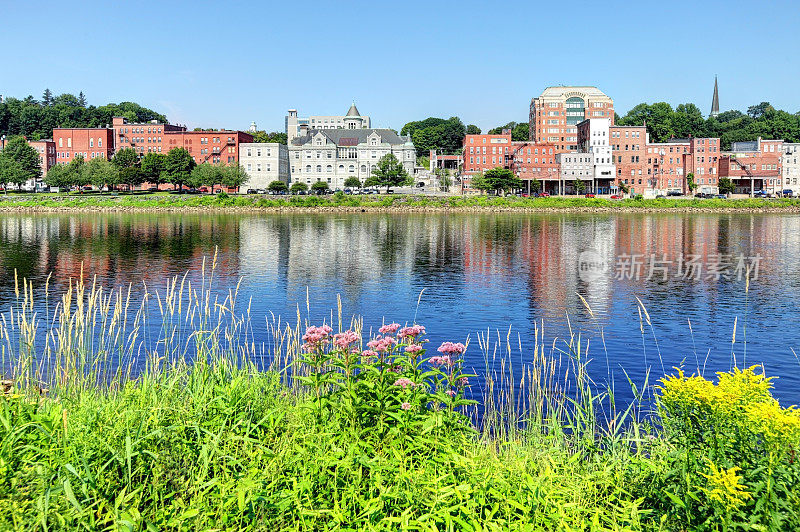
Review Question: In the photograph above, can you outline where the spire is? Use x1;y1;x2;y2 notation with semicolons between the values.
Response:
346;101;361;117
710;76;719;118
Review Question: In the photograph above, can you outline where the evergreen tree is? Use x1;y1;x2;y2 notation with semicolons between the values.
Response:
78;92;87;107
42;89;53;107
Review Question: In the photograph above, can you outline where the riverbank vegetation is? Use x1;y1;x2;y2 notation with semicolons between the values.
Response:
2;191;800;212
0;265;798;530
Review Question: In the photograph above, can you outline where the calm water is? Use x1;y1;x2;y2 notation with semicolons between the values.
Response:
1;211;799;406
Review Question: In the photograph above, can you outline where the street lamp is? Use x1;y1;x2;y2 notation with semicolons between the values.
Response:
1;135;5;151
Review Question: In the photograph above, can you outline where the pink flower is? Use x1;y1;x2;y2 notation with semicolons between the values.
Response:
398;324;426;339
379;323;400;334
429;355;452;367
393;377;417;389
301;325;333;352
458;377;469;386
437;342;466;355
361;349;378;360
446;390;456;397
333;330;359;349
366;335;396;353
389;365;402;373
401;402;411;410
405;344;423;354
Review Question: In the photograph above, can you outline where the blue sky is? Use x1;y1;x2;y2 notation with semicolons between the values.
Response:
1;0;797;133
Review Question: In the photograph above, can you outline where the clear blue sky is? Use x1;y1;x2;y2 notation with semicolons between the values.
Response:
1;0;797;133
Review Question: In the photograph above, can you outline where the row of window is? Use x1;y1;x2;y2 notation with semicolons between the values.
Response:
120;127;163;134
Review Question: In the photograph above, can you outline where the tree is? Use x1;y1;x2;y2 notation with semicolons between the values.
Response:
488;121;528;141
401;117;467;156
0;155;27;192
747;102;773;119
43;164;72;190
268;180;288;193
439;173;452;192
78;92;87;107
84;158;119;190
118;167;143;189
311;181;330;194
686;173;698;195
112;147;139;169
718;177;735;195
370;153;411;192
0;136;41;184
140;152;167;184
618;182;630;196
470;173;489;193
67;156;90;190
42;89;53;107
220;163;248;191
250;131;288;144
188;163;221;190
164;148;195;191
290;182;308;194
466;124;481;135
483;168;522;195
573;179;586;195
344;176;362;189
531;179;541;193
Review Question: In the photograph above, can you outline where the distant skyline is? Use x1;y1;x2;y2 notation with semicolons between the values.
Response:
1;0;798;133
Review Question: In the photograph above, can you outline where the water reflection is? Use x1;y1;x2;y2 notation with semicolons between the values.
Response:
0;212;798;405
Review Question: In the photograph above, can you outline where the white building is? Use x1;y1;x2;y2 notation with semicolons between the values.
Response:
239;143;289;190
286;103;371;143
289;127;416;189
783;143;800;195
556;118;616;194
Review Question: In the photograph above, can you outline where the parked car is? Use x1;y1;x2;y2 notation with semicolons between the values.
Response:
521;193;530;198
753;190;767;198
667;190;683;197
714;194;727;199
536;192;551;198
246;189;257;194
655;194;666;199
147;186;158;192
584;193;596;198
343;188;352;195
610;194;622;200
83;186;94;192
782;189;794;198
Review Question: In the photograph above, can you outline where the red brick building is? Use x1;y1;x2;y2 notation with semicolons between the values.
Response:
163;130;254;165
508;141;560;193
719;138;783;194
610;125;647;191
112;117;185;157
28;139;56;176
529;86;614;153
53;128;115;165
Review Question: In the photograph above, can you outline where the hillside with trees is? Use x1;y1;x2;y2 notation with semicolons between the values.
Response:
401;117;475;156
616;101;800;149
0;90;168;140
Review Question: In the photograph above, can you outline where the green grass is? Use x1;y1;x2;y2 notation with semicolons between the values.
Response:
1;192;799;211
0;266;797;530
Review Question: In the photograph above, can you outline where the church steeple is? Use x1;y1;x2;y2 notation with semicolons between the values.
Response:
710;76;719;118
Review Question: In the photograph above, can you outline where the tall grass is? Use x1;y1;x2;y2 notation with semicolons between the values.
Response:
0;259;797;530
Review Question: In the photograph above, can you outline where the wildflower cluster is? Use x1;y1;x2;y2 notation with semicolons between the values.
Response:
297;321;476;441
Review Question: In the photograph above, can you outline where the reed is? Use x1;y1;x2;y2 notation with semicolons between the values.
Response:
0;260;796;530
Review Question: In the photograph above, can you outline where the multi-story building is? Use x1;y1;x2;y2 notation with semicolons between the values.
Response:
554;119;616;194
163;130;254;165
508;141;560;192
286;103;371;143
239;143;290;188
528;86;614;152
684;137;721;194
461;133;513;176
719;138;783;194
782;143;800;194
53;127;115;165
28;139;56;176
288;127;415;189
112;117;185;156
610;125;647;191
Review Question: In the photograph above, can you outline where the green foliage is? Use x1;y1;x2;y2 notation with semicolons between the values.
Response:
112;147;139;169
188;163;221;189
370;153;411;191
573;179;586;194
466;124;481;135
686;173;698;193
140;152;166;184
482;167;522;194
310;181;329;193
164;147;196;190
488;121;529;141
0;153;27;190
84;157;119;190
344;176;361;189
0;93;166;139
0;136;41;184
268;180;287;192
400;117;466;156
250;130;287;144
220;163;248;190
290;181;307;193
718;177;735;195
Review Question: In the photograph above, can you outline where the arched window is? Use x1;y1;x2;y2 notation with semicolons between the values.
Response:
360;165;366;173
306;165;311;173
316;165;322;173
348;165;355;173
338;164;344;172
326;165;332;173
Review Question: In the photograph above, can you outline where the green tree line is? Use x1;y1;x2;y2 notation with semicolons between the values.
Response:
616;101;800;149
0;90;168;140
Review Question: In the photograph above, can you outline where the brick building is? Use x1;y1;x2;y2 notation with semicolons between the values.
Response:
112;117;185;156
28;138;56;176
719;138;783;194
610;125;647;191
53;128;115;165
164;130;254;165
508;141;560;192
528;86;614;152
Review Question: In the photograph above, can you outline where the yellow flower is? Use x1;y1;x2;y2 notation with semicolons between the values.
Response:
701;462;752;511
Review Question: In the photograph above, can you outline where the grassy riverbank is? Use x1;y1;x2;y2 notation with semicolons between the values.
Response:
1;269;798;530
1;192;800;212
